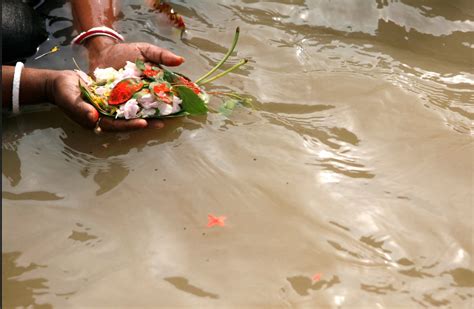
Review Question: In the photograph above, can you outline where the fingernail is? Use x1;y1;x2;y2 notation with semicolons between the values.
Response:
179;56;185;63
88;110;99;123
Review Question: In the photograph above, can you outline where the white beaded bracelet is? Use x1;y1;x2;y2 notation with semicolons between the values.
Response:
12;62;24;115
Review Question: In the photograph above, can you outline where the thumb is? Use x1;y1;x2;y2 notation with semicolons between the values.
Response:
138;43;185;66
67;97;99;129
86;108;100;128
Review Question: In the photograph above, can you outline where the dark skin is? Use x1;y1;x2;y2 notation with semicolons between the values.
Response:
2;0;185;131
71;0;184;71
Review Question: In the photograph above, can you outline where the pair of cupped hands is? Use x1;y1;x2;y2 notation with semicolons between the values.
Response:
53;40;184;131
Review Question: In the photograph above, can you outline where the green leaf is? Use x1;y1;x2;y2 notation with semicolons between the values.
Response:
78;81;114;116
163;70;177;83
135;59;146;71
218;98;239;117
223;98;238;110
79;82;93;103
175;86;208;115
156;64;179;83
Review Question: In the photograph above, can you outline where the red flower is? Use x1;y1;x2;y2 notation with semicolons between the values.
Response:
143;68;160;78
157;93;172;105
153;83;172;104
179;76;201;94
153;83;171;94
109;79;143;105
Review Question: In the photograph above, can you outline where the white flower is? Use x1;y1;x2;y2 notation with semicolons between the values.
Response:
94;86;107;95
75;70;93;85
157;96;182;116
139;108;157;118
157;102;173;115
172;95;183;111
93;67;119;84
122;61;142;78
108;79;120;89
112;61;142;84
116;99;140;119
138;94;160;109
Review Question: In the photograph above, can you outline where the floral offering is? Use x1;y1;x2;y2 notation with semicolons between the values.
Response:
78;28;249;120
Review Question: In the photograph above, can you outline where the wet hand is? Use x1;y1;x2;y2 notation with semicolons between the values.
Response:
87;37;184;71
49;71;164;131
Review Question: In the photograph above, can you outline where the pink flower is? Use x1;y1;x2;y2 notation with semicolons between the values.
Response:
116;99;140;119
138;94;160;109
157;95;181;115
140;108;157;118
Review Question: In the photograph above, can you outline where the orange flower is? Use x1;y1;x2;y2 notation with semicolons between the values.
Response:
109;79;143;105
143;68;160;78
179;76;201;94
153;83;171;94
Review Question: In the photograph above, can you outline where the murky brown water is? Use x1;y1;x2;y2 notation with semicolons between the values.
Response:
3;0;474;308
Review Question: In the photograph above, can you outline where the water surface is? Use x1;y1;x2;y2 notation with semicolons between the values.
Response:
3;0;474;307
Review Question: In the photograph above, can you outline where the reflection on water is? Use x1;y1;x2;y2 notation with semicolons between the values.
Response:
3;0;474;307
164;277;219;299
2;252;51;308
287;275;341;296
2;191;64;201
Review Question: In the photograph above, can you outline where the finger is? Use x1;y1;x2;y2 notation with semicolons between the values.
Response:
139;43;185;66
100;117;149;131
86;108;100;128
146;119;165;129
61;97;99;129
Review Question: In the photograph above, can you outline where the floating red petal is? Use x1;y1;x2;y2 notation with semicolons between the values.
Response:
207;214;226;227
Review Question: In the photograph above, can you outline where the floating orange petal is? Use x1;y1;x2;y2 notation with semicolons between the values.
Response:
311;273;322;282
207;214;226;227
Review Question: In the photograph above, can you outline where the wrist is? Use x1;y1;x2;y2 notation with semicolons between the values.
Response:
43;70;62;104
85;36;117;56
7;68;61;106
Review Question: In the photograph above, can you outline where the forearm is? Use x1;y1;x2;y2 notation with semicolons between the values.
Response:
2;66;57;108
71;0;119;55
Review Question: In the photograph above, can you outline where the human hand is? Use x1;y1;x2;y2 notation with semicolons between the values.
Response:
86;37;184;72
48;70;164;131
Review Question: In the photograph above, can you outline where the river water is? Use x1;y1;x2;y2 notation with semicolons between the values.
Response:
2;0;473;308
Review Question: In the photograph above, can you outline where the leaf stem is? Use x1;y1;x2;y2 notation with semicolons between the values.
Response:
72;57;83;71
199;59;248;85
195;27;240;85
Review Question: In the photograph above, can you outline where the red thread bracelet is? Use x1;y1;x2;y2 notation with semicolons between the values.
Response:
72;26;125;45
